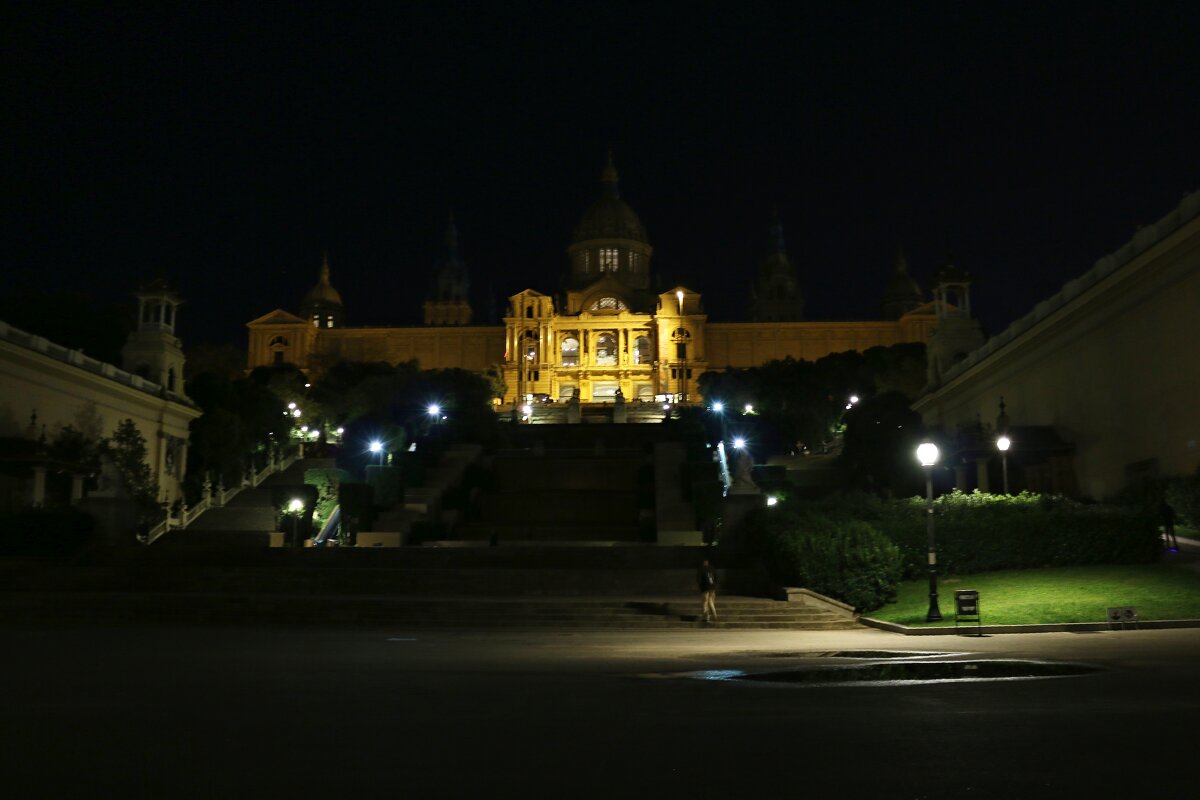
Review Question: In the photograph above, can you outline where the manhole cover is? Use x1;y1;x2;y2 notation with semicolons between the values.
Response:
687;659;1101;686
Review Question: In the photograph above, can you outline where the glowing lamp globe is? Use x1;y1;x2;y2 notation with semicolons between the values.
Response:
916;442;939;467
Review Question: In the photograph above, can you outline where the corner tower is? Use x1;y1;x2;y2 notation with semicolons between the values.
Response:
564;154;654;313
424;214;473;325
925;262;984;389
748;211;804;321
121;278;187;397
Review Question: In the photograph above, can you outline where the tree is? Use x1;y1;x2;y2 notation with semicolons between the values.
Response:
103;419;160;518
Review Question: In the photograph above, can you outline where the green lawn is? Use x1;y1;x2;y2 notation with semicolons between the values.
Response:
868;563;1200;626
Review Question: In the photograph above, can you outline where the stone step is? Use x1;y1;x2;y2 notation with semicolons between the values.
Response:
0;592;855;629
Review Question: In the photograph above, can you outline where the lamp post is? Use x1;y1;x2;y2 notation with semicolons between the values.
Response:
368;440;383;466
288;497;303;548
676;291;686;403
916;442;942;622
996;435;1011;494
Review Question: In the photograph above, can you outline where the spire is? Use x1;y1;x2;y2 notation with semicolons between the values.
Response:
767;207;787;256
895;244;909;274
600;151;620;199
319;251;331;284
444;211;462;266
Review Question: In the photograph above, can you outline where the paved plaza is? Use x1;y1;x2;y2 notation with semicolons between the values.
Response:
3;622;1198;798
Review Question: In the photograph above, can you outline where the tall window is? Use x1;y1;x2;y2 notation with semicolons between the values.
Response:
589;297;627;311
595;333;617;366
633;335;651;364
561;337;579;366
599;249;619;272
629;252;640;271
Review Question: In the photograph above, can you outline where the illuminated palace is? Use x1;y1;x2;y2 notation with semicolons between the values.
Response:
248;157;945;403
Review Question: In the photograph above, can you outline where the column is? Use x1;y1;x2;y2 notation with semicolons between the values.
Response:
975;458;991;493
32;466;48;507
953;463;969;492
70;473;85;504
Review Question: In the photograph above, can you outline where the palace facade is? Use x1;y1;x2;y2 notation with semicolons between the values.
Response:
248;157;941;403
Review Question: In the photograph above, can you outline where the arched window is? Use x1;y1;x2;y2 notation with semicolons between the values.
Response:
269;335;290;348
561;337;579;366
525;305;534;318
595;333;617;366
633;335;651;365
599;249;619;272
589;297;627;311
523;329;538;362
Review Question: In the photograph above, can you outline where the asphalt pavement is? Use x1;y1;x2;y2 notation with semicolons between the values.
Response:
3;622;1198;799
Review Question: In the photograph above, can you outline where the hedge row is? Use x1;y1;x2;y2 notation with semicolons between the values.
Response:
749;509;901;611
812;491;1162;579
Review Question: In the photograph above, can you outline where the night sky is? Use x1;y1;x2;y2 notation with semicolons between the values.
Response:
6;2;1199;350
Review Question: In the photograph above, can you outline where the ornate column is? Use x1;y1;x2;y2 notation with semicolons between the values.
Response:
31;465;48;507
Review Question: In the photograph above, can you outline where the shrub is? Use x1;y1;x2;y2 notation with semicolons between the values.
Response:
817;490;1161;578
1165;469;1200;527
743;506;901;612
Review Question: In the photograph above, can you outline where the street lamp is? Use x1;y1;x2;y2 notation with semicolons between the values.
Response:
996;435;1011;494
288;497;303;548
733;437;746;450
711;401;723;413
368;440;383;466
916;442;942;622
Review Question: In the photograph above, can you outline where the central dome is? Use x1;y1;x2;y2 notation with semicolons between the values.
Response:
571;156;647;244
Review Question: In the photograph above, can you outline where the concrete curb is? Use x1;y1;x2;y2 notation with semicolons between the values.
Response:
859;616;1200;636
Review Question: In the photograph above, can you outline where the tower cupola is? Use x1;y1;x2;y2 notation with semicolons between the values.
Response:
566;153;653;299
424;214;473;325
300;253;345;329
121;278;188;396
748;211;804;321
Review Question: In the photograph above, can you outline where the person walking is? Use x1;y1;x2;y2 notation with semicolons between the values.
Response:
698;559;718;623
1161;499;1179;551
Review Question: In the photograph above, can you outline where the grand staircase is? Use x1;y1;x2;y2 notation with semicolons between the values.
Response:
3;546;859;630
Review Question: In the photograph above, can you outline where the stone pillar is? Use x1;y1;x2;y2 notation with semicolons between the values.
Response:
31;466;48;507
953;463;969;491
975;457;991;493
70;473;86;504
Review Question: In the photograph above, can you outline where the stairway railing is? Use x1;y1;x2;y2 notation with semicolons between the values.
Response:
144;448;301;545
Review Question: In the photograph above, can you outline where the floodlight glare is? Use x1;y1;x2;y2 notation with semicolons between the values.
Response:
996;436;1011;452
916;442;939;467
287;402;296;410
849;395;860;405
733;438;746;449
291;409;302;418
744;404;754;413
766;496;778;507
288;498;303;513
711;401;724;413
368;441;382;453
428;404;441;416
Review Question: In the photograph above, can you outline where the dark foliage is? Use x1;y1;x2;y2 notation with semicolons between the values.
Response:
0;508;96;557
814;491;1162;578
736;505;901;611
1165;467;1200;527
696;342;926;459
